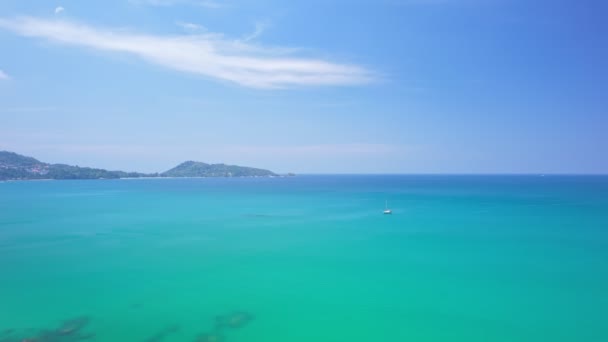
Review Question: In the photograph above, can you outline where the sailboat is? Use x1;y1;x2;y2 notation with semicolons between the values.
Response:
383;200;392;215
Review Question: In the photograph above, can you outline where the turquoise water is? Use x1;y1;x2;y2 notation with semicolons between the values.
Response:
1;175;607;341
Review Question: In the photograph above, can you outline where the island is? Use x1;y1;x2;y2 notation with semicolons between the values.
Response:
162;161;277;178
0;150;283;181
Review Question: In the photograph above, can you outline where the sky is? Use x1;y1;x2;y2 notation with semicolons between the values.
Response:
0;0;606;174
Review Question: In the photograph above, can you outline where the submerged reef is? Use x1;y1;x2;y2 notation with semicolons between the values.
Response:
0;316;94;342
143;324;180;342
214;311;254;330
1;310;255;342
194;310;254;342
195;333;224;342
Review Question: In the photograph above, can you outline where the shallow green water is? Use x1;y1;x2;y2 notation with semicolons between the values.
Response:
1;175;607;341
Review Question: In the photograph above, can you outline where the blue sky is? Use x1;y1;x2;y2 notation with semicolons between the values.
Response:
0;0;606;173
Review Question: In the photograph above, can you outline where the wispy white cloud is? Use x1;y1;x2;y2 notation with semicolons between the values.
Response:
242;21;268;42
176;21;206;33
129;0;224;9
197;0;223;9
0;16;374;88
54;6;65;14
0;69;10;80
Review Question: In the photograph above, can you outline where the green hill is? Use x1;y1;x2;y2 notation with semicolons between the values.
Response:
161;161;277;177
0;151;280;180
0;151;151;180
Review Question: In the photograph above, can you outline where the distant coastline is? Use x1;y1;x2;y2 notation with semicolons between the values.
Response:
0;151;293;181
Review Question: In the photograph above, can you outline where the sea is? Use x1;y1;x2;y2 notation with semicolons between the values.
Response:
1;175;607;341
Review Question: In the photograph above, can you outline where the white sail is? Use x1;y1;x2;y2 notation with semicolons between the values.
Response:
383;200;392;214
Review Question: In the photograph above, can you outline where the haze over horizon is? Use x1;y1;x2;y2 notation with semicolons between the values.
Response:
1;1;606;174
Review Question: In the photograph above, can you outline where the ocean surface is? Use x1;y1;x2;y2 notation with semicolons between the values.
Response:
1;175;607;341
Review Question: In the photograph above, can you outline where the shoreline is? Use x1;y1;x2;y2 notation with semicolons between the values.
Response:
0;175;290;182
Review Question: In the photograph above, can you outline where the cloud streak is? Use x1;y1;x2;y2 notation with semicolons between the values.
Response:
176;21;206;33
0;69;9;80
242;21;268;42
0;17;374;88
